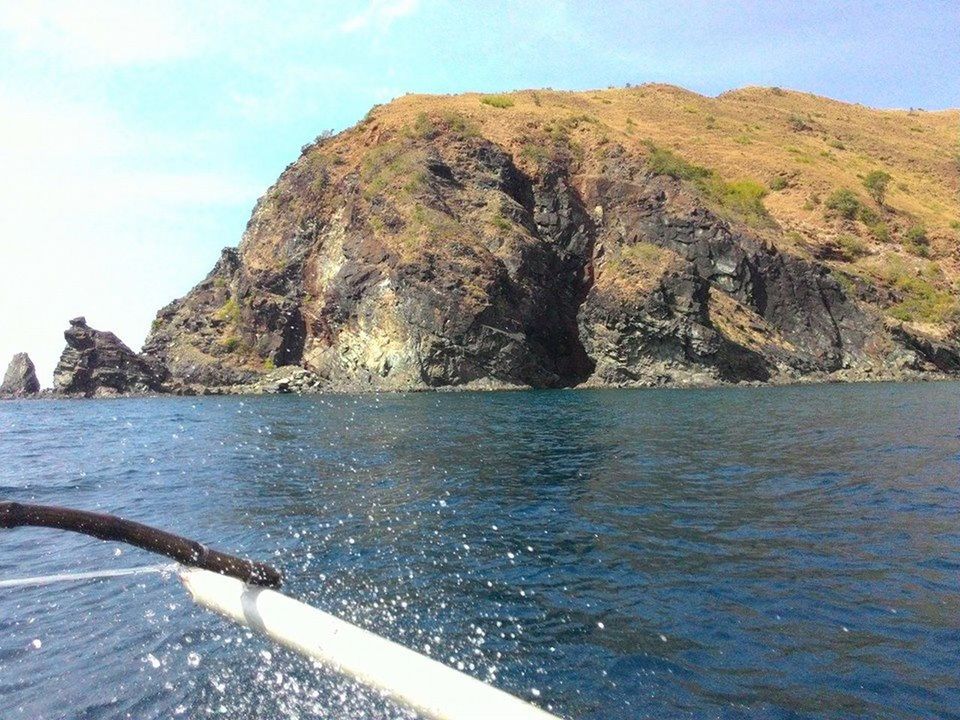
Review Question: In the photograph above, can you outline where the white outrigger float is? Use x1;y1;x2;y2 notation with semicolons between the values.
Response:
0;502;562;720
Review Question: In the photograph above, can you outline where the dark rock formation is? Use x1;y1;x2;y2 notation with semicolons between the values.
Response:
891;326;960;373
53;317;168;397
0;353;40;396
142;248;302;388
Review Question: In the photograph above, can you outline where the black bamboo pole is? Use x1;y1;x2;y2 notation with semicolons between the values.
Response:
0;501;282;588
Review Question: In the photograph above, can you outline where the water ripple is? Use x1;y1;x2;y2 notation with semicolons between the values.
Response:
1;383;959;719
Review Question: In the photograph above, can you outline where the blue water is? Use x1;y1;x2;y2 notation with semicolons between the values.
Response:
0;383;958;719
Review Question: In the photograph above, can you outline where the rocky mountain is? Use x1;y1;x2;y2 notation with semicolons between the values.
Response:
1;353;40;397
138;85;960;392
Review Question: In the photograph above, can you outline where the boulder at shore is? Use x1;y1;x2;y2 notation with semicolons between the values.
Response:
0;353;40;396
53;317;169;397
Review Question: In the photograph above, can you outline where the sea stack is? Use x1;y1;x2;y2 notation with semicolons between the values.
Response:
0;353;40;396
52;317;169;397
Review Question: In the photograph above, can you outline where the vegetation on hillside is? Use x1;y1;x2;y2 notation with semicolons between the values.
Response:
265;83;960;335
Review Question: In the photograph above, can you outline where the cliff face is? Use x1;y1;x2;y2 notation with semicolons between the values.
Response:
143;86;960;391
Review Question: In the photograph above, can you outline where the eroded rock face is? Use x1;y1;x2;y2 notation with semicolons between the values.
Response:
575;175;884;384
142;248;304;388
140;111;959;391
53;317;168;397
0;353;40;396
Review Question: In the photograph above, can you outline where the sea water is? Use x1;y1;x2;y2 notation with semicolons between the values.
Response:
0;383;958;719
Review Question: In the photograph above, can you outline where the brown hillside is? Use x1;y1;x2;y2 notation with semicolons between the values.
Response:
370;86;960;329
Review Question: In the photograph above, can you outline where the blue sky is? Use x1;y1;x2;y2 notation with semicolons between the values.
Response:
1;0;958;385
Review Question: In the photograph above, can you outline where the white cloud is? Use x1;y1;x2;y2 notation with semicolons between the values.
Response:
0;0;202;66
339;0;419;34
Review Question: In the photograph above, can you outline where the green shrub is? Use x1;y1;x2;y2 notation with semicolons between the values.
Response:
263;357;276;371
490;213;512;232
520;142;549;164
219;336;240;352
642;142;770;226
480;95;514;109
865;220;890;242
827;138;846;150
858;206;880;225
881;259;955;323
889;278;954;322
711;179;769;223
788;114;810;131
643;142;711;181
412;112;437;139
862;170;892;206
832;270;856;295
905;225;927;243
825;188;862;220
904;225;930;256
836;234;868;260
949;220;960;230
436;111;479;138
769;176;789;191
621;242;666;264
215;297;240;324
858;206;890;241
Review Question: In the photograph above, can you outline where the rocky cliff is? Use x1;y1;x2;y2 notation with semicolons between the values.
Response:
141;85;960;392
54;317;169;397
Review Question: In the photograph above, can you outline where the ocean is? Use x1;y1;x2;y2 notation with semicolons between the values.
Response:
1;382;958;719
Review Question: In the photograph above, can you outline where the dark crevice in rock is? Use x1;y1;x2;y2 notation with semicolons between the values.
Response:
521;166;597;386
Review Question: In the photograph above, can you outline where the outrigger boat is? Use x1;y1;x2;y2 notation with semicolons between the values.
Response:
0;502;562;720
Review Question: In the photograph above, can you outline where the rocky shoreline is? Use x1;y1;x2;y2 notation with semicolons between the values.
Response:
2;340;954;401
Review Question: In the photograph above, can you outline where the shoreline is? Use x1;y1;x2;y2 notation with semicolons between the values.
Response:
3;369;955;402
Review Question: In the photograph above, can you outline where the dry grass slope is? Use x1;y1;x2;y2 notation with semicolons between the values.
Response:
257;83;960;337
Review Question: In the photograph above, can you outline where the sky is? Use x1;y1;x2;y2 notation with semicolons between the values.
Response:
1;0;958;386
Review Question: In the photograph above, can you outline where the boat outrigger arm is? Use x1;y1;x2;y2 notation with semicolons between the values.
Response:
0;502;563;720
0;502;282;587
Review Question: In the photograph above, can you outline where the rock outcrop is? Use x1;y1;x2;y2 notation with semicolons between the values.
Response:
0;353;40;396
136;87;959;392
53;317;168;397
